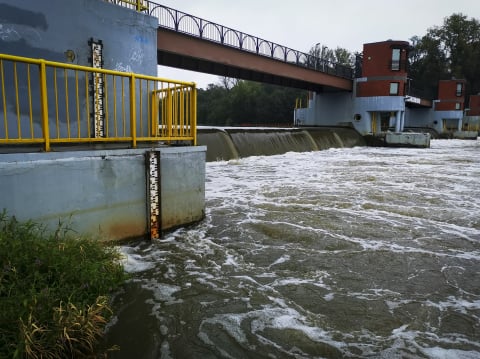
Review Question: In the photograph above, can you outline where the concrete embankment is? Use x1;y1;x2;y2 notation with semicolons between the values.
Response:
0;146;206;242
198;127;366;162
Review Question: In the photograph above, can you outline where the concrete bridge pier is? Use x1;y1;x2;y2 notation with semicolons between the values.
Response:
0;147;206;242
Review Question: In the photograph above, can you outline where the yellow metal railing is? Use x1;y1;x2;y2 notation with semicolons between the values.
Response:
371;112;377;134
295;98;303;109
0;53;196;151
107;0;148;11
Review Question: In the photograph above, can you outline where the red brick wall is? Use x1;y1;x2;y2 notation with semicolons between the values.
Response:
435;102;463;111
357;40;409;97
362;41;409;77
435;80;466;111
467;95;480;115
357;80;405;97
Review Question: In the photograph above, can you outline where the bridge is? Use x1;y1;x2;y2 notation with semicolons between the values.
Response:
116;0;354;92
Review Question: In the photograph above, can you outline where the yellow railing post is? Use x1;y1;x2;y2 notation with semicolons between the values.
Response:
151;90;158;136
39;60;50;151
130;73;137;148
166;88;172;142
1;60;8;139
192;86;197;145
371;112;377;134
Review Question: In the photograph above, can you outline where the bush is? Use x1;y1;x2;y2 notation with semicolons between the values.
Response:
0;212;128;358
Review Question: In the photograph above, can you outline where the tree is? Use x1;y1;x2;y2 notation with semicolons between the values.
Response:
408;34;449;98
196;79;307;126
409;13;480;98
197;84;233;125
218;76;239;90
307;43;354;69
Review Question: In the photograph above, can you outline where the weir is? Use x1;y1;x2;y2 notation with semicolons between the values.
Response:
198;127;366;161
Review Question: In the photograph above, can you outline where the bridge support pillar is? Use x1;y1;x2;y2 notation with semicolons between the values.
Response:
0;147;206;241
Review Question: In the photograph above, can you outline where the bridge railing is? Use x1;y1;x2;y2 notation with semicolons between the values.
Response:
107;0;354;79
0;53;197;152
148;2;354;79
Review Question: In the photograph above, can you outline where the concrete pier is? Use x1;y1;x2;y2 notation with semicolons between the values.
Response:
453;131;478;140
0;146;206;241
385;132;431;148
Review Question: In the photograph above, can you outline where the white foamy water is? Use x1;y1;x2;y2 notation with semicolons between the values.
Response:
107;139;480;358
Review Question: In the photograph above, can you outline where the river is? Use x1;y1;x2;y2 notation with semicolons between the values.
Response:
105;139;480;359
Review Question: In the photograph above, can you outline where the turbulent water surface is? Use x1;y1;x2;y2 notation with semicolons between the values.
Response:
105;139;480;359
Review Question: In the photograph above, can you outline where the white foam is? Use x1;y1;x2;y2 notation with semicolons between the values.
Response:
422;347;480;359
223;253;239;267
201;313;249;344
112;139;480;356
142;280;182;304
118;247;155;273
269;254;291;267
323;293;335;301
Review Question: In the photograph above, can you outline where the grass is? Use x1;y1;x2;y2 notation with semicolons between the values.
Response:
0;212;129;358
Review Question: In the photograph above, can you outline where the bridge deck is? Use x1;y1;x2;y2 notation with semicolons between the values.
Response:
157;29;353;92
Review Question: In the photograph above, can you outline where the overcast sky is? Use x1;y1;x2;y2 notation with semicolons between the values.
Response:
156;0;480;88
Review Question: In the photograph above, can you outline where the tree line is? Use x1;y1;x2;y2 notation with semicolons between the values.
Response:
197;13;480;126
197;80;306;126
409;13;480;100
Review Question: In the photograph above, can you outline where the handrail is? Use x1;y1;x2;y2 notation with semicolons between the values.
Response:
108;0;147;12
106;0;354;79
0;53;197;152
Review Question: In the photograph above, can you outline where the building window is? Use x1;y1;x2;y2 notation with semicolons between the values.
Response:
391;48;401;70
390;82;399;95
455;102;461;110
456;83;463;96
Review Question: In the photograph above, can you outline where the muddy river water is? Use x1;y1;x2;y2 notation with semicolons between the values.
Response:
105;139;480;358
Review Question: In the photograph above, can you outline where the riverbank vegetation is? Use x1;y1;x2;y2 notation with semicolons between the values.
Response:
198;80;307;127
0;213;128;358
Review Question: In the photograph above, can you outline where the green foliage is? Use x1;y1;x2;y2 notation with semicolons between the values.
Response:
197;79;307;126
409;13;480;99
0;212;128;358
308;44;355;67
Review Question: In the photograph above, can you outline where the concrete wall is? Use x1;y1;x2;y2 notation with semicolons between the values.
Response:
463;115;480;129
302;92;354;127
353;96;405;134
0;0;158;139
294;91;442;137
0;0;157;74
433;110;464;133
0;147;206;241
299;92;414;135
0;0;206;241
405;107;433;128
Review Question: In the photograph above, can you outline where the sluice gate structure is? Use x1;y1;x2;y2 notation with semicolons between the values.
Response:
1;0;477;241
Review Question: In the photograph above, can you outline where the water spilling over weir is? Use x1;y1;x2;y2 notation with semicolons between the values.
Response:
197;127;366;161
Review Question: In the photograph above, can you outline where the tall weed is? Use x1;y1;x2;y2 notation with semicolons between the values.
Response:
0;212;128;358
